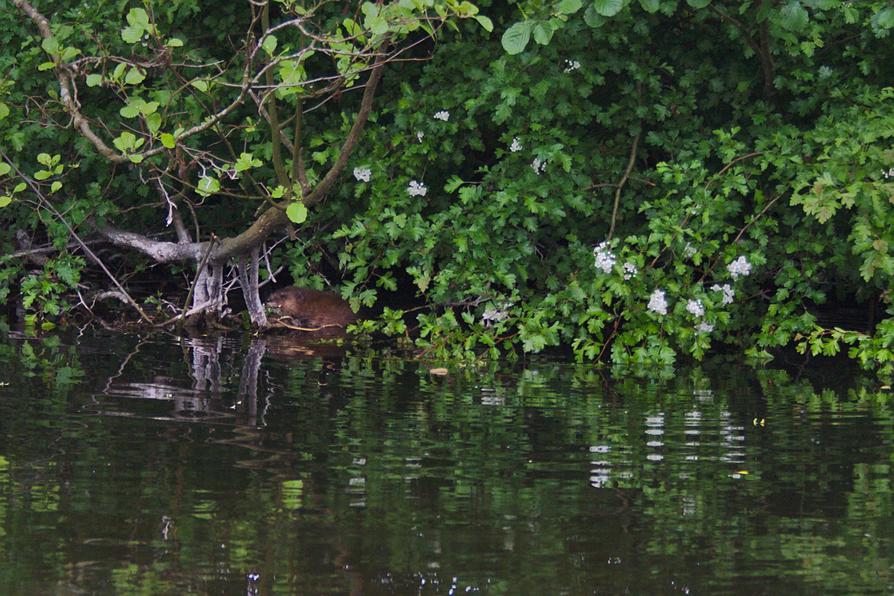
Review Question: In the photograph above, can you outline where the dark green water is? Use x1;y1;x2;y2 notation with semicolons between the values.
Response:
0;328;891;594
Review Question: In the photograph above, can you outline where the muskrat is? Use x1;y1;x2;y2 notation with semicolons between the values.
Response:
265;286;356;331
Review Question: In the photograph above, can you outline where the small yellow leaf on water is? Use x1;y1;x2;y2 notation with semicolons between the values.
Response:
881;385;891;390
737;470;749;475
429;367;449;376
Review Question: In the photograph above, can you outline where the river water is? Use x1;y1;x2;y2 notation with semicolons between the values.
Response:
0;327;891;594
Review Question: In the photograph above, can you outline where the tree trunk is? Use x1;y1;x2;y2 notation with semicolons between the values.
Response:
238;247;268;328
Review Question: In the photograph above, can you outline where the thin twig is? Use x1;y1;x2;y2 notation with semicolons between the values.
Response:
607;131;641;240
1;152;153;323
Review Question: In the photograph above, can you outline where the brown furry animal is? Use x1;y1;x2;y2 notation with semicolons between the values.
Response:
265;286;356;331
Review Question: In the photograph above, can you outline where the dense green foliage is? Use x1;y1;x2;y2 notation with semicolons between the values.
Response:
1;0;893;374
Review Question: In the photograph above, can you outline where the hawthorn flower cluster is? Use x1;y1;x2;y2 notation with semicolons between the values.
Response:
696;321;715;333
433;110;450;121
711;283;734;305
648;289;668;315
686;299;705;318
593;242;616;274
407;180;427;197
531;157;546;175
417;131;424;143
510;137;523;152
482;306;510;326
727;256;752;279
353;167;371;182
622;262;637;280
563;59;581;72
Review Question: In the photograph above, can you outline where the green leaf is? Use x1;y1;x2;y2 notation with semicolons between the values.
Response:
41;37;60;55
343;18;364;38
592;0;626;17
121;8;149;44
13;183;26;193
112;63;127;81
444;176;465;193
501;21;532;54
120;102;142;118
127;7;150;28
639;0;661;12
145;112;162;134
685;0;712;7
37;62;56;72
50;181;62;193
191;79;209;93
533;22;554;45
271;185;285;199
262;34;278;56
584;6;606;26
165;37;184;48
125;67;146;85
113;131;138;152
85;74;102;87
0;196;11;208
37;153;52;167
367;14;389;36
474;15;494;32
779;0;809;31
128;154;143;164
278;60;306;87
0;102;8;120
121;25;142;44
875;7;894;29
60;47;80;62
33;170;51;180
234;152;260;172
0;163;10;177
160;133;176;149
286;201;308;224
557;0;583;14
196;176;220;197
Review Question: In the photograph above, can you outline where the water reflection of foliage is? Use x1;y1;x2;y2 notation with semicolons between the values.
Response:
0;333;890;592
0;329;84;393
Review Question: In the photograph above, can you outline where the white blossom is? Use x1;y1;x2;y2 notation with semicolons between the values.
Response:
416;130;425;143
531;157;546;175
883;167;894;180
482;308;510;325
407;180;427;197
648;289;668;315
510;137;523;152
622;262;637;280
696;321;715;334
686;299;705;318
727;256;752;279
593;242;616;274
353;166;371;182
711;283;734;305
433;110;450;121
563;59;581;73
683;243;697;258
